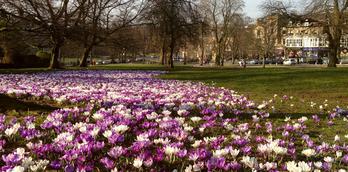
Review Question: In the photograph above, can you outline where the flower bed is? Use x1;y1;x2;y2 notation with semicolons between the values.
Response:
0;71;347;171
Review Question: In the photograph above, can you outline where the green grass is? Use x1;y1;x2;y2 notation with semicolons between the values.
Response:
2;64;348;113
1;64;348;143
159;67;348;113
0;94;58;119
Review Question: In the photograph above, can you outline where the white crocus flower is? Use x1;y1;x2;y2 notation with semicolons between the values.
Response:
92;112;103;120
193;163;203;171
241;156;257;169
184;165;193;172
146;112;158;120
293;123;301;129
136;133;149;142
162;110;171;116
133;158;143;168
298;161;311;172
336;151;343;158
21;157;33;168
103;130;112;138
314;161;322;169
177;109;187;116
5;123;20;136
79;125;87;133
257;103;267;109
112;125;129;134
191;140;202;148
334;135;340;142
164;146;180;156
213;148;229;158
257;144;268;154
299;116;308;122
324;156;334;163
16;148;26;157
190;117;202;123
264;162;277;170
230;149;240;158
286;161;302;172
11;166;25;172
184;125;193;132
91;127;100;137
302;149;316;157
273;146;287;155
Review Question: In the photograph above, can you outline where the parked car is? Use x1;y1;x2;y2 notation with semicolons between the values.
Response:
322;57;329;64
283;58;297;65
96;60;103;65
275;58;284;64
102;59;112;64
307;58;323;64
340;58;348;64
248;59;259;64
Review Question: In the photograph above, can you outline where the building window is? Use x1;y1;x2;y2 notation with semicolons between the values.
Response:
286;38;303;47
341;36;348;48
309;38;318;47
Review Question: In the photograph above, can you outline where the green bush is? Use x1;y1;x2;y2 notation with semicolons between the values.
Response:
36;51;51;59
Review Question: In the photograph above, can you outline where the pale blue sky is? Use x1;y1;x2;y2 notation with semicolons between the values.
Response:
245;0;303;19
245;0;265;19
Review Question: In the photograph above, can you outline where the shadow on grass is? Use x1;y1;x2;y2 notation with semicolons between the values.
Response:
0;94;58;113
225;112;327;120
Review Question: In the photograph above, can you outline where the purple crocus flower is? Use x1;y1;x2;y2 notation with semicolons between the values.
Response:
50;160;62;169
229;161;242;171
342;154;348;164
100;157;115;169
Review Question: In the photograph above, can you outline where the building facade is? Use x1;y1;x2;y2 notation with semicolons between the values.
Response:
282;20;329;61
255;14;348;62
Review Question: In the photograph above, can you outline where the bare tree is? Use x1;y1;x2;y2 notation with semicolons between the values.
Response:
305;0;348;67
261;0;348;67
0;10;36;66
146;0;201;68
0;10;18;65
76;0;147;67
227;14;249;64
255;16;278;68
0;0;88;69
202;0;244;66
198;19;210;66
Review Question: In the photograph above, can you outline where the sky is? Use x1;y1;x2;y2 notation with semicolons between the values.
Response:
244;0;265;19
245;0;303;19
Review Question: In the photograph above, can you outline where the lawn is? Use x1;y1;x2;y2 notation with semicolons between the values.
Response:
100;64;348;143
160;66;348;114
1;64;348;171
85;64;348;113
1;64;348;115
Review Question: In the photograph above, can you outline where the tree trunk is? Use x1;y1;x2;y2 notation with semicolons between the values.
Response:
169;42;175;68
200;46;204;66
50;44;61;69
160;40;167;65
79;46;92;67
215;54;221;66
168;36;176;68
328;45;338;67
215;45;222;66
2;44;17;65
232;54;237;64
